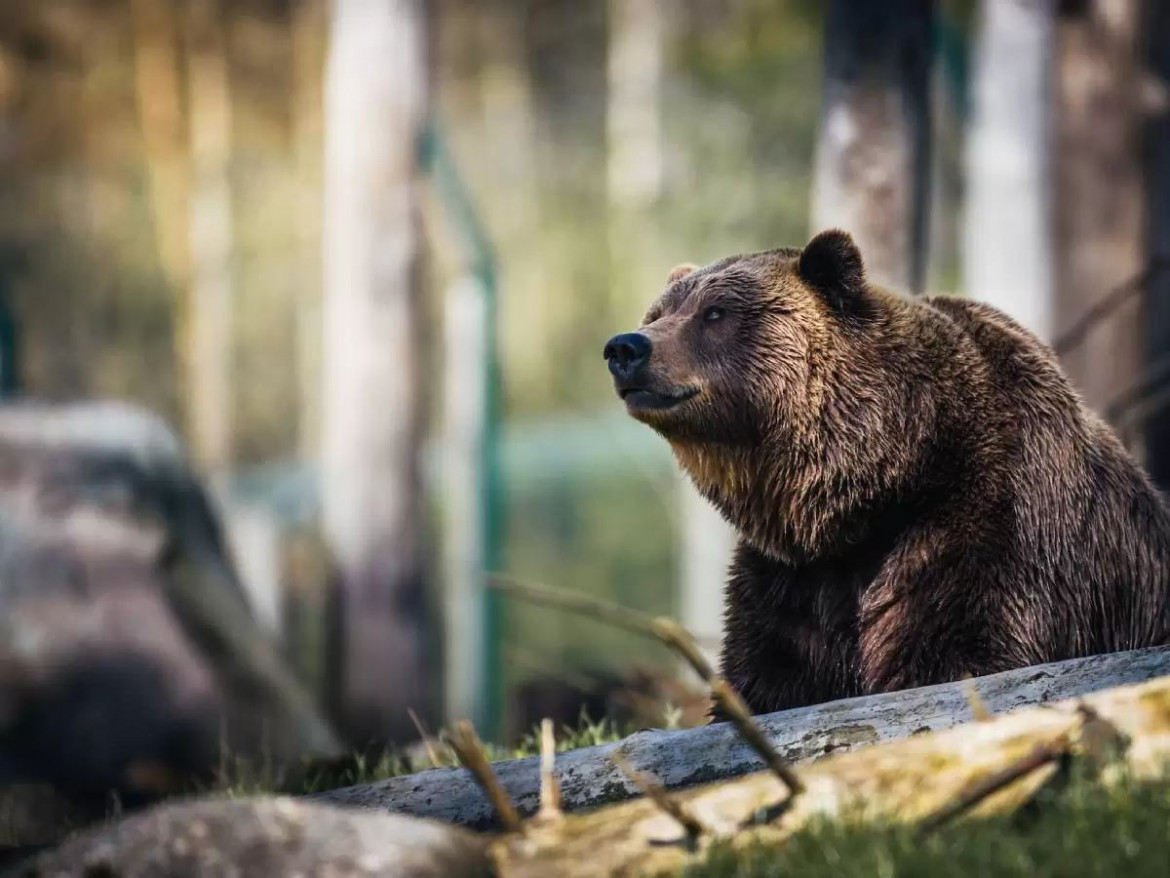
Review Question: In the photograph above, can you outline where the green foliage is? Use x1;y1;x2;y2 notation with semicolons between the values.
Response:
501;467;681;722
682;768;1170;878
664;0;822;260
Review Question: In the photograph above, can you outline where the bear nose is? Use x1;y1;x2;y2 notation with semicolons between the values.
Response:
603;332;652;379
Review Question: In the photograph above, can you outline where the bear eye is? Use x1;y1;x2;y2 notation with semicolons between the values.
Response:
703;305;726;323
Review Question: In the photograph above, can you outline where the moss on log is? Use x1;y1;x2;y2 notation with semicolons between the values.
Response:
489;668;1170;877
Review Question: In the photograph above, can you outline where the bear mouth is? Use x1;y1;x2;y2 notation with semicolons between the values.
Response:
619;386;699;411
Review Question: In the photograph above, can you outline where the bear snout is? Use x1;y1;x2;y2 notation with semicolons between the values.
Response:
603;332;652;381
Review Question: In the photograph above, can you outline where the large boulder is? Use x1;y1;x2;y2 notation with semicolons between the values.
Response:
14;796;491;878
0;401;341;840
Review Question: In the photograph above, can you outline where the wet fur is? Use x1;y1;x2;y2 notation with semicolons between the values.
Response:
615;231;1170;715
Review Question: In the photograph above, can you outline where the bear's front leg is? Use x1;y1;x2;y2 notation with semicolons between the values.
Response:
715;542;861;716
856;533;1043;694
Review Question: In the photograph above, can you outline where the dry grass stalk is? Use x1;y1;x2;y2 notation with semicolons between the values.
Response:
610;750;708;846
407;707;443;769
538;718;562;820
918;735;1069;832
961;674;993;721
448;720;524;835
489;576;803;796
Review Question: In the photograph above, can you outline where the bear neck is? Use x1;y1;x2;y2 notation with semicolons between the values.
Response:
670;435;904;567
670;440;804;564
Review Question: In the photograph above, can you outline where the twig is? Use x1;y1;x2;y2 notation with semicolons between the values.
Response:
447;720;525;835
961;675;992;721
610;750;708;846
538;718;562;819
708;678;804;795
407;707;443;769
488;575;804;796
489;574;657;638
1073;703;1130;763
918;736;1069;833
1053;258;1170;357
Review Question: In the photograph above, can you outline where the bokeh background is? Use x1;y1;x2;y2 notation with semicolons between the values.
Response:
0;0;1167;769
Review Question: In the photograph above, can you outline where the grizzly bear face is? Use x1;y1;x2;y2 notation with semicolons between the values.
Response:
603;230;929;564
603;230;873;443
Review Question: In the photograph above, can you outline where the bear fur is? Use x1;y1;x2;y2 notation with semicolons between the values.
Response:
605;229;1170;715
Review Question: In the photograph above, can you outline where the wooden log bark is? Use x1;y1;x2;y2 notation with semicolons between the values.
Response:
314;645;1170;829
493;657;1170;878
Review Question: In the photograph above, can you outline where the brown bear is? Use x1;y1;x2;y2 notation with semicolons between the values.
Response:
603;229;1170;715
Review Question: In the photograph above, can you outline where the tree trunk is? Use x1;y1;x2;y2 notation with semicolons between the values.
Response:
321;0;434;746
291;0;325;464
185;0;234;473
606;0;664;213
964;0;1056;340
129;0;189;298
1053;0;1147;447
1141;1;1170;488
441;275;490;729
811;0;934;293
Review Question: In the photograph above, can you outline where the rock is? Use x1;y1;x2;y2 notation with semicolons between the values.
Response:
0;401;341;841
15;796;492;878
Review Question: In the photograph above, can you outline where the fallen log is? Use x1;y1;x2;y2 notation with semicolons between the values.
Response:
25;663;1170;877
314;645;1170;828
491;668;1170;877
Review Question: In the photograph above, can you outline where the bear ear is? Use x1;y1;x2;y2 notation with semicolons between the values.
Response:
667;263;698;285
797;229;867;312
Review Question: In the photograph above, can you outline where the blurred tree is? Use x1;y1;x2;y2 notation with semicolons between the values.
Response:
606;0;664;217
1053;0;1146;442
185;0;235;473
321;0;435;746
811;0;935;293
1142;0;1170;488
129;0;188;301
291;0;325;463
964;0;1055;339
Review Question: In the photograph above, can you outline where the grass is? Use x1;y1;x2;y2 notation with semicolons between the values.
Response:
213;711;1170;878
211;710;640;797
681;766;1170;878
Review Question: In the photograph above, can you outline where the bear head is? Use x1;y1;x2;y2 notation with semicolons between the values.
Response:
603;230;928;563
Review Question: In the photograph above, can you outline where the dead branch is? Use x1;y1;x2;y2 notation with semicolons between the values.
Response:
918;736;1069;832
489;577;802;795
447;721;524;835
610;751;707;847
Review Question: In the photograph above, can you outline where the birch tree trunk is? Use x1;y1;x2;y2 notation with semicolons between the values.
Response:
321;0;434;746
292;0;326;464
606;0;664;214
185;0;234;473
964;0;1055;341
811;0;934;293
1053;0;1147;444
